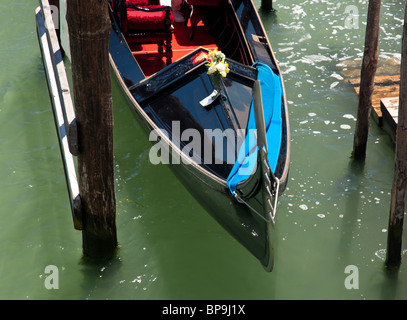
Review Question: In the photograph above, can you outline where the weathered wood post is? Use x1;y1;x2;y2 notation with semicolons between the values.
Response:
261;0;273;12
386;3;407;269
352;0;381;161
66;0;117;259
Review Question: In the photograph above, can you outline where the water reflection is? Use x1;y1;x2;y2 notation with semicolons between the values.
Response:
337;159;365;262
258;6;278;26
78;254;122;299
380;266;399;300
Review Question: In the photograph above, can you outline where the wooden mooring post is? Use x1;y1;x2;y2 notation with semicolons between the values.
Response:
261;0;273;12
352;0;381;161
66;0;117;259
386;3;407;269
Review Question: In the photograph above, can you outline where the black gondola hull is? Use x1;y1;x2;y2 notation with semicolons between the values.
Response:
108;0;290;271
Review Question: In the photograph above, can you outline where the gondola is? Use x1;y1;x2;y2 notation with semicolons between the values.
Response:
108;0;290;271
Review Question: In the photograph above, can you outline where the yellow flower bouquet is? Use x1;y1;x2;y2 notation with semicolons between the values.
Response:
200;50;230;108
206;49;230;78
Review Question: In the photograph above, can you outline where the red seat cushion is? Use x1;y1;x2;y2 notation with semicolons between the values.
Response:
126;0;160;8
127;0;148;7
126;0;148;6
127;5;174;31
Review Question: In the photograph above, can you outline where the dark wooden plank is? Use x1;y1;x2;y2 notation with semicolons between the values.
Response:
380;97;399;143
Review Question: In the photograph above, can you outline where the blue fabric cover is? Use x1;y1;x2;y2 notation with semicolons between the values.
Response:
226;62;283;194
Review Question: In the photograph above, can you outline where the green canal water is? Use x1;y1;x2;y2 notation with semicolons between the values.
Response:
1;0;407;300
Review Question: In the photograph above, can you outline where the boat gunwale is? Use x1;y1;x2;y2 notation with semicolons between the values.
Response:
244;0;291;188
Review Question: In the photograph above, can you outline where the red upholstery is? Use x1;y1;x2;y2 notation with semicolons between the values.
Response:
119;0;174;65
126;0;160;8
127;5;174;30
125;0;174;31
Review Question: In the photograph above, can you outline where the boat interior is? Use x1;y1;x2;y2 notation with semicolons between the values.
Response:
111;0;254;75
109;0;282;181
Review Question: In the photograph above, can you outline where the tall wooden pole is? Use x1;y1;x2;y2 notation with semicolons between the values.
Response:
261;0;273;12
66;0;117;259
352;0;381;161
386;3;407;269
